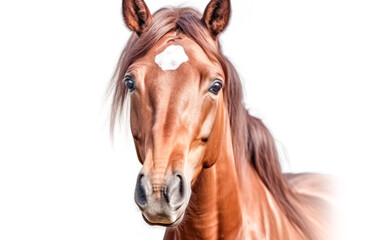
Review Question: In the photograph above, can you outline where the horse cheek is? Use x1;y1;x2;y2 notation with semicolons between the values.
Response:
202;101;225;168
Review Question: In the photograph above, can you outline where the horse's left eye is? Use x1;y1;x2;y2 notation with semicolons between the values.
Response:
124;76;136;92
209;81;222;95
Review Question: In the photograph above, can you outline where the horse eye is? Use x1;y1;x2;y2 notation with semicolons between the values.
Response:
208;81;222;95
124;76;136;92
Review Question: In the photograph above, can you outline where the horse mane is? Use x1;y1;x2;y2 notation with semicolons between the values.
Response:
109;7;314;239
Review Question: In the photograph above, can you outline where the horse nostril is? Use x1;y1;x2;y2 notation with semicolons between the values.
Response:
135;173;148;209
176;173;184;197
165;173;186;209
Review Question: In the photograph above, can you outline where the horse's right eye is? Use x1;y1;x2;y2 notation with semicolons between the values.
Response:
124;76;136;92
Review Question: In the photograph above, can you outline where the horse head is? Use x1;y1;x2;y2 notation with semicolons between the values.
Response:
118;0;231;226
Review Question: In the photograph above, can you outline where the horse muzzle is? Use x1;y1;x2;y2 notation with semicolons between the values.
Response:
134;171;189;226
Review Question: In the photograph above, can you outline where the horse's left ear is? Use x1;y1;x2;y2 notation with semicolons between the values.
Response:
202;0;231;38
122;0;152;35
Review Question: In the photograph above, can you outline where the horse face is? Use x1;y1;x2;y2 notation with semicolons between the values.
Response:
126;33;225;226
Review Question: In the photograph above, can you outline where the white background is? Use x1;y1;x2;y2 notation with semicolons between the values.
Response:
0;0;381;239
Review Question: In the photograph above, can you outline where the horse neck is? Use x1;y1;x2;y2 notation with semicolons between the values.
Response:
165;110;305;240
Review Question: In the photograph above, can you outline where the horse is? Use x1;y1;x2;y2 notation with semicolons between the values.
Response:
109;0;333;239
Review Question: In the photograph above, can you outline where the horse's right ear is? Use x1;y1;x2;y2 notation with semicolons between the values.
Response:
122;0;152;35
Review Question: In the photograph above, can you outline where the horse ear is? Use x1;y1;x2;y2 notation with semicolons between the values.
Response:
202;0;231;38
122;0;152;35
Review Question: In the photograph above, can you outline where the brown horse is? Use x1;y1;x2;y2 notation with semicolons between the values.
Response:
109;0;333;239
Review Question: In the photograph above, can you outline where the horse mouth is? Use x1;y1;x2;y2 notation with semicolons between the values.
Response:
142;212;185;227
